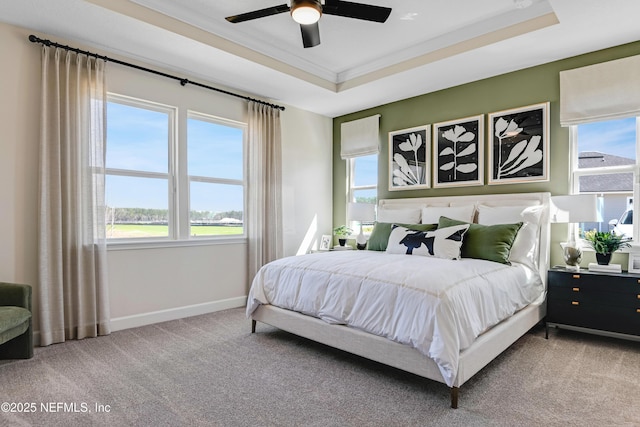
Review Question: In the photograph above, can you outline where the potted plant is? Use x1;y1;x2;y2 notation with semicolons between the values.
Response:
584;230;631;265
333;225;353;247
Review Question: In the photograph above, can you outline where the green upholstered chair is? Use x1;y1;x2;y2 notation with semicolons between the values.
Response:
0;282;33;359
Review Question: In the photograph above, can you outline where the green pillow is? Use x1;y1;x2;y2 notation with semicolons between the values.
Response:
438;216;522;265
368;222;437;251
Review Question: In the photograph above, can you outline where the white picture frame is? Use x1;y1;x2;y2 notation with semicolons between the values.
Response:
628;251;640;274
432;114;484;188
388;125;431;191
488;102;549;185
319;234;332;251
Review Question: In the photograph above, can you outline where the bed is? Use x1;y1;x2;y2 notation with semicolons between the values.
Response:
247;192;550;408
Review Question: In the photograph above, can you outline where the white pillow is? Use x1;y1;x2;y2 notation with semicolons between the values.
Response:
477;204;542;225
377;207;421;224
386;224;470;259
477;205;544;269
422;205;475;224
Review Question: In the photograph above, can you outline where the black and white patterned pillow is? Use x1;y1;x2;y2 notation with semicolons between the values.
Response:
385;224;470;259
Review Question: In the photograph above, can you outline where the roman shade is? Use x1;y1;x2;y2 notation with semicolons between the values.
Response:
340;114;381;159
560;54;640;126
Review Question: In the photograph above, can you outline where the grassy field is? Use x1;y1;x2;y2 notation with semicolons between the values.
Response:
107;224;243;238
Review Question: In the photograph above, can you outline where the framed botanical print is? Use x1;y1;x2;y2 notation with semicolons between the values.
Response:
488;102;549;185
432;115;484;188
388;125;430;191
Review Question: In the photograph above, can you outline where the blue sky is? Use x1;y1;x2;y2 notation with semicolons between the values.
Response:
577;116;636;160
106;102;244;212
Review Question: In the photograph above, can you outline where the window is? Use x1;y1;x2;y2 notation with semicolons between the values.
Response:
187;113;245;237
572;116;639;240
106;96;174;239
105;94;246;243
347;154;378;234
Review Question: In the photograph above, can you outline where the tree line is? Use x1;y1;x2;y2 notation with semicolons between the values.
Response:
106;207;243;223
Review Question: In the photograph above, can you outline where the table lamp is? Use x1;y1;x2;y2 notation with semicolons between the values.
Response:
347;202;376;250
550;194;600;270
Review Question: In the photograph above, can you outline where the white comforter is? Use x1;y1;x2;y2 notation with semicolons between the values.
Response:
246;250;543;387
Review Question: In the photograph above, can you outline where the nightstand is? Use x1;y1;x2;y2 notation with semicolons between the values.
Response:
546;267;640;341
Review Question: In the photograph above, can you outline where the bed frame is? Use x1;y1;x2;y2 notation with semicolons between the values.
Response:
250;192;551;408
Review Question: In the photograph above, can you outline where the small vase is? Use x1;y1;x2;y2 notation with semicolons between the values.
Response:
338;238;346;246
595;252;612;265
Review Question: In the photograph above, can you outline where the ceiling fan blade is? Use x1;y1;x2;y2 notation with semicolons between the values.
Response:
225;4;290;23
323;0;391;23
300;22;321;48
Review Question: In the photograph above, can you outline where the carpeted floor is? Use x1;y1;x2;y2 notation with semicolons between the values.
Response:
1;307;639;427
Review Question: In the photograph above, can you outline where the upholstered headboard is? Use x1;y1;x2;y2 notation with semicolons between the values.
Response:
378;192;551;287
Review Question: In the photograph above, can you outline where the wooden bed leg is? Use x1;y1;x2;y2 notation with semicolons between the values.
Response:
251;319;256;333
450;387;459;409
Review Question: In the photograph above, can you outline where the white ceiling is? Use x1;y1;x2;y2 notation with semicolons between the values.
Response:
1;0;640;117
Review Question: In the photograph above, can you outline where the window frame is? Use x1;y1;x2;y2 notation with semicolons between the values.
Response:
346;155;378;236
185;110;247;240
105;93;247;248
105;94;177;242
570;118;640;244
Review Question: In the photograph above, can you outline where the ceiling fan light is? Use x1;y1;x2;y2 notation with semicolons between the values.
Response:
291;0;322;25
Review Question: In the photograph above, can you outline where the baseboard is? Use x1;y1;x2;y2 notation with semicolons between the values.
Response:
31;297;247;346
110;296;247;332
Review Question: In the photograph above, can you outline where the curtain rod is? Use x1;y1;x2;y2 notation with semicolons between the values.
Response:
28;35;285;111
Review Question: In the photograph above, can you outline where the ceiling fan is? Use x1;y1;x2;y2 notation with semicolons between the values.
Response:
225;0;392;48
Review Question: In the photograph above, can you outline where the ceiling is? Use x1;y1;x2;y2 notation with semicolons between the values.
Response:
1;0;640;117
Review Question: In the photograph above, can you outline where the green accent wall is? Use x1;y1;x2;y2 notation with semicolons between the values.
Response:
333;40;640;266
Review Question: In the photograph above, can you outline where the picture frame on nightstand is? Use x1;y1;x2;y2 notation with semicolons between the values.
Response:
319;234;332;251
628;251;640;273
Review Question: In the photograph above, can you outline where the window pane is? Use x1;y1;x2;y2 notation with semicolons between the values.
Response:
353;188;377;205
351;188;377;234
576;117;637;239
106;102;169;173
190;181;243;236
188;118;243;180
577;117;636;168
105;175;169;239
353;154;377;187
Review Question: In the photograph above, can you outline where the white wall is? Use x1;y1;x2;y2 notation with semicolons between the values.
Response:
0;22;332;335
281;107;333;256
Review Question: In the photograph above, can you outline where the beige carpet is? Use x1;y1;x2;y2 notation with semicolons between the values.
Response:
1;307;639;426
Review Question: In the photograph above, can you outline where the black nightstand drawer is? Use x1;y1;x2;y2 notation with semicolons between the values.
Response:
547;300;640;336
547;287;640;308
548;270;640;295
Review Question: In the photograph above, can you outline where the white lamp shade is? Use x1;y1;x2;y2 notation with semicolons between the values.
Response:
347;203;376;222
550;194;601;223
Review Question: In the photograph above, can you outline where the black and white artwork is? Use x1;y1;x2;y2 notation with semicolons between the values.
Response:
433;115;484;188
388;125;430;191
488;102;549;184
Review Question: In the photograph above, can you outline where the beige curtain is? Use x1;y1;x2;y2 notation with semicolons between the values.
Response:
38;47;110;346
247;102;283;285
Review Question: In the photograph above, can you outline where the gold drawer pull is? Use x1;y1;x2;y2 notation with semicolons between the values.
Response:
637;294;640;299
572;274;581;279
637;309;640;313
572;301;579;306
572;287;580;292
